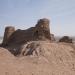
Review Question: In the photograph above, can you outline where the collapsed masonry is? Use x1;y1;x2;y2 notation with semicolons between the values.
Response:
59;36;73;43
1;18;73;56
2;18;55;47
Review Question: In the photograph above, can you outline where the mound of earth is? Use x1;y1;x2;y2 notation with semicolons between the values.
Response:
0;41;75;75
0;47;14;60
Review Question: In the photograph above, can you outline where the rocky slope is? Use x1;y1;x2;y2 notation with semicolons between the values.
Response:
0;41;75;75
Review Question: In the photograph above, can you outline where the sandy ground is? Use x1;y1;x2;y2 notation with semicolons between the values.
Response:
0;41;75;75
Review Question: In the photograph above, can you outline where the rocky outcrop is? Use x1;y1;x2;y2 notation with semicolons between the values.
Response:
59;36;73;43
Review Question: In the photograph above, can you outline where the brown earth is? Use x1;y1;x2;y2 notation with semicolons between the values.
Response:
0;41;75;75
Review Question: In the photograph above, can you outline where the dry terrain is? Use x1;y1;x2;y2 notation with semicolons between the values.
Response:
0;41;75;75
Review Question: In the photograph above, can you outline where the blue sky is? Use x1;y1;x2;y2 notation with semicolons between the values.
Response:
0;0;75;36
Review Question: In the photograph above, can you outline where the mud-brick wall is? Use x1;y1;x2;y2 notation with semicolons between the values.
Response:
2;26;15;45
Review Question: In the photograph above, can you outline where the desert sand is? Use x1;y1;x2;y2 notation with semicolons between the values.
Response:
0;41;75;75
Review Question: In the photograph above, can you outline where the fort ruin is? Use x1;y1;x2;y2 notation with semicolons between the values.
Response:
2;18;53;46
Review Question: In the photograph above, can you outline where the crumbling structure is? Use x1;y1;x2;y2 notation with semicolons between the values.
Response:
2;26;15;46
59;36;73;43
2;18;52;47
34;18;51;40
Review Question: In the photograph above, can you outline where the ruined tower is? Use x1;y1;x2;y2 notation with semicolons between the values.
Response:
34;18;51;40
2;26;15;46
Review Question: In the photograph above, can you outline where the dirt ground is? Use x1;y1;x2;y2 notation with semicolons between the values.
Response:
0;41;75;75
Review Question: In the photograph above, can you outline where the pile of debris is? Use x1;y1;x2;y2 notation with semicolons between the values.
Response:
59;36;73;43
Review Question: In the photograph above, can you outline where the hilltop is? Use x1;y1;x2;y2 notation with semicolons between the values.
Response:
0;18;75;75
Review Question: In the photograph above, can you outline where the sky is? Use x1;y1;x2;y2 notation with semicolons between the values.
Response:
0;0;75;36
